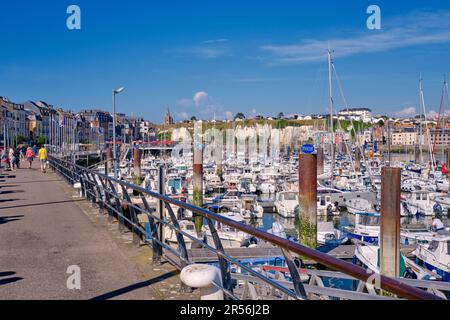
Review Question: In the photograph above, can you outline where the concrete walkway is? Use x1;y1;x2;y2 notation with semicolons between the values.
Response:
0;161;196;300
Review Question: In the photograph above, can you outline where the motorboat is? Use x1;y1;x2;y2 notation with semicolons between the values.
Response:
414;231;450;282
238;195;264;219
202;214;253;248
342;212;380;244
274;191;299;218
317;195;339;216
165;220;199;249
317;221;343;245
354;243;440;281
344;198;379;215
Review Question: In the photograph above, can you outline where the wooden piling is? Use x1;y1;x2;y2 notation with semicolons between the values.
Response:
380;167;401;278
298;153;317;249
316;147;324;175
193;123;204;233
105;147;112;175
133;147;142;179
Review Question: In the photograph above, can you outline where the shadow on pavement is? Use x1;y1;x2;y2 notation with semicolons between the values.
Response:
0;199;21;203
0;190;25;195
90;270;179;300
0;271;23;286
0;215;24;225
2;179;61;184
0;199;84;210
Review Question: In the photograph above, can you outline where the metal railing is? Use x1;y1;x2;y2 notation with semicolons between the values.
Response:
48;155;444;300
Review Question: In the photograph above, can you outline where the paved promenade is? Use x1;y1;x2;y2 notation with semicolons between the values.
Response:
0;161;196;300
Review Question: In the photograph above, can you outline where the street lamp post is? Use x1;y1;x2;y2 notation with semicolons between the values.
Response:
112;87;125;179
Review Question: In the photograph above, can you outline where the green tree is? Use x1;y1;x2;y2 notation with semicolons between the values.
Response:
36;136;46;146
16;135;25;145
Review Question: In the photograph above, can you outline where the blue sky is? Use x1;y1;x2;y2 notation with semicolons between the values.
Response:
1;0;450;122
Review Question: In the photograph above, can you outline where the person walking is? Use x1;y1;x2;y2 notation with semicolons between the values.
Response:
9;147;16;171
14;147;20;169
20;146;26;161
25;147;35;169
0;148;6;169
38;146;48;173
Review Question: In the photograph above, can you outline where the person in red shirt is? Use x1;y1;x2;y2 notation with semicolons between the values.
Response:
442;163;449;175
25;147;35;169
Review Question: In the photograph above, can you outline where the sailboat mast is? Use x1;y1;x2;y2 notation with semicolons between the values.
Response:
418;77;424;164
419;78;436;173
327;49;335;175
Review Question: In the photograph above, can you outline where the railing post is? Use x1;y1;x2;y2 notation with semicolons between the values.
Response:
205;218;233;297
156;165;165;260
98;176;114;221
165;203;192;292
140;194;162;265
281;248;307;300
121;184;141;247
108;180;125;233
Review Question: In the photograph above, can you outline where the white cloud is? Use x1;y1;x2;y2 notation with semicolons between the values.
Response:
203;38;229;44
193;91;209;106
261;10;450;64
177;91;230;119
189;47;229;58
395;107;417;118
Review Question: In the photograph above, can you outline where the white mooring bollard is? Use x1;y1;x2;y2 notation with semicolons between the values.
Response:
73;182;82;197
180;264;224;300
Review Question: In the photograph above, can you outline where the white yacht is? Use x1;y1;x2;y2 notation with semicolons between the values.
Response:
317;195;339;216
165;220;199;249
414;232;450;282
202;214;252;248
354;244;440;281
238;196;264;219
274;191;298;218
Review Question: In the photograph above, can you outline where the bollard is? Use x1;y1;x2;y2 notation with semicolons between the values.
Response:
316;147;324;175
180;264;224;300
73;182;83;197
298;153;317;249
380;167;401;278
